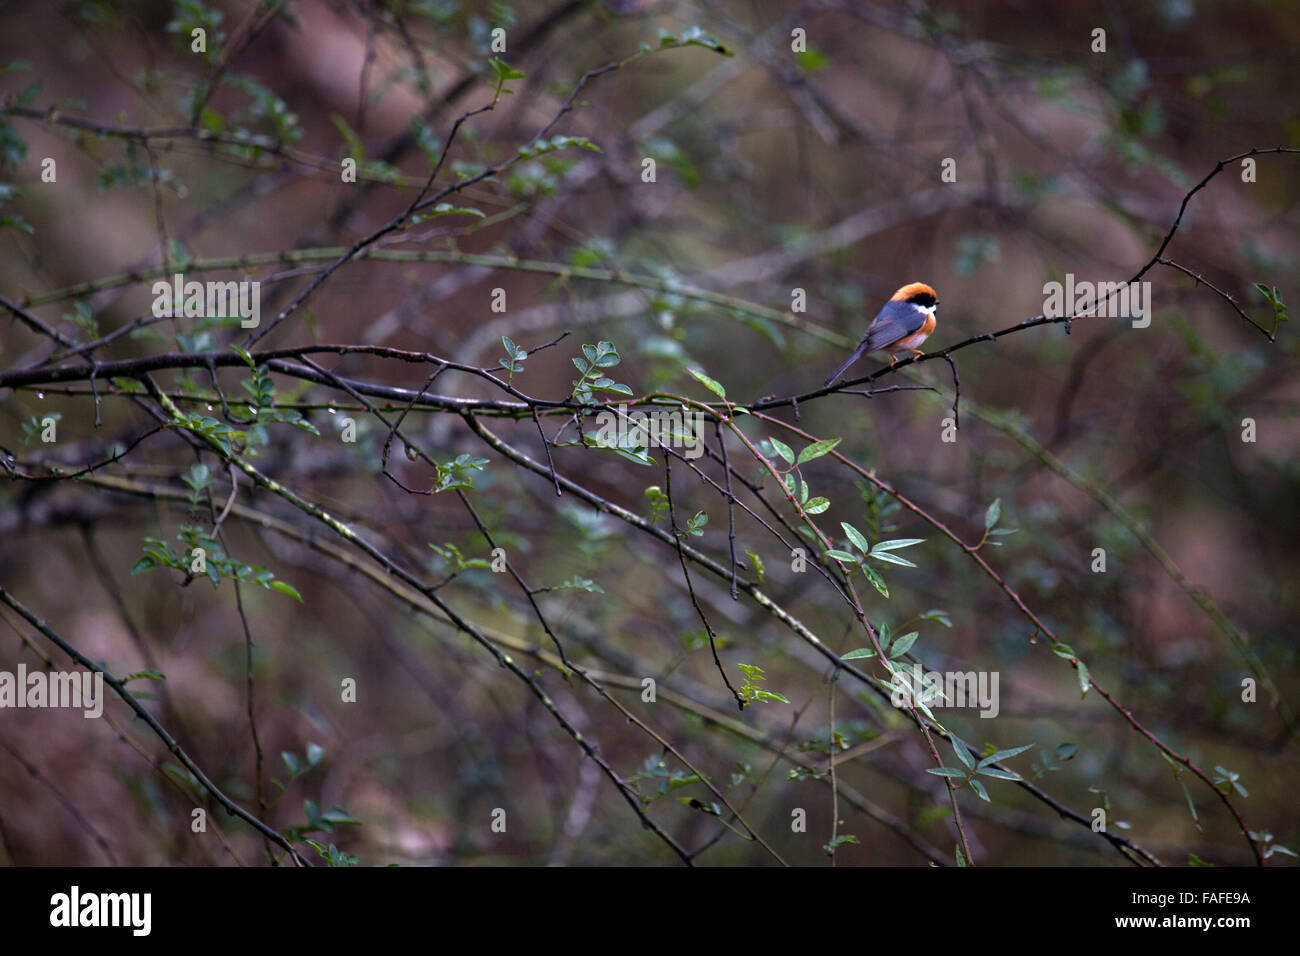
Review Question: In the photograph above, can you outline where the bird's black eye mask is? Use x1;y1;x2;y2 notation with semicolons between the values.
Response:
909;292;937;308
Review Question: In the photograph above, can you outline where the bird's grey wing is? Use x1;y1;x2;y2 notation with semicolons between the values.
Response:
862;300;927;352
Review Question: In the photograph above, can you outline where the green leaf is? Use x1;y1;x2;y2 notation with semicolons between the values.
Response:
1077;659;1091;697
825;549;858;562
969;778;991;802
282;751;300;775
871;538;925;552
951;737;976;770
926;767;966;778
796;437;840;464
805;496;830;515
306;743;325;766
320;806;361;825
861;562;889;598
687;367;726;399
984;498;1001;530
823;834;859;853
976;767;1022;781
841;647;876;661
868;551;917;568
489;57;526;83
976;744;1034;768
769;437;794;464
841;522;870;555
269;580;303;602
888;632;918;659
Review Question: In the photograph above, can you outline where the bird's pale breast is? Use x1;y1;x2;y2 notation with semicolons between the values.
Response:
886;312;936;351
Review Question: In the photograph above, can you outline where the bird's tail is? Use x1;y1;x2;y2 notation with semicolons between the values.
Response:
824;343;869;387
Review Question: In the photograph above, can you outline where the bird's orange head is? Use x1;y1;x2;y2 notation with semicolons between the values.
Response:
890;282;940;308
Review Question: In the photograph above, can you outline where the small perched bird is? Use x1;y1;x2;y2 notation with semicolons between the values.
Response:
823;282;939;386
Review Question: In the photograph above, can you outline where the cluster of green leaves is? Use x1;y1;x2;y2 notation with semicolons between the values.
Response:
1247;829;1296;861
214;74;304;145
1211;765;1248;798
63;300;98;337
825;522;925;599
570;340;633;405
517;133;601;159
644;485;670;522
1050;642;1092;697
235;346;317;424
737;662;789;705
427;541;492;575
568;237;617;268
0;181;32;235
1254;282;1288;331
180;461;212;514
174;411;241;455
506;155;578;198
628;754;702;804
308;842;359;867
765;435;840;516
580;419;654;465
278;744;361;866
488;56;525;97
99;140;177;193
927;739;1033;802
842;621;919;662
976;497;1017;548
1030;742;1079;779
679;510;707;537
433;453;490;493
0;60;37;176
824;834;860;855
498;335;527;383
131;523;302;601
